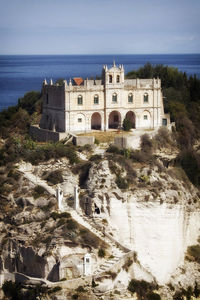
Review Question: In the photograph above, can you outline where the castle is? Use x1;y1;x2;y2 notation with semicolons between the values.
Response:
39;62;170;133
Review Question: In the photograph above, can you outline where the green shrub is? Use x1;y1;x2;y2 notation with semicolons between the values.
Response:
177;150;200;187
194;282;200;298
46;170;63;185
33;185;46;199
98;248;106;258
25;142;79;165
122;258;133;271
48;286;62;294
80;144;92;152
139;175;149;184
76;286;85;293
105;271;117;280
66;219;78;230
51;211;71;220
147;293;161;300
50;211;60;220
140;134;153;154
2;281;22;299
57;218;66;227
116;175;129;190
60;212;71;218
94;138;100;145
128;279;158;298
92;279;98;287
80;231;100;248
153;127;173;149
186;244;200;263
130;149;149;163
89;154;102;163
123;118;132;131
106;145;120;154
7;169;21;180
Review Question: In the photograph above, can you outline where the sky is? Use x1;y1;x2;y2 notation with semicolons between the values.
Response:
0;0;200;55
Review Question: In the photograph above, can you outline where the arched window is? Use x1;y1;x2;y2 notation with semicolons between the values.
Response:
77;95;83;105
109;75;112;83
144;93;148;103
128;93;133;103
112;93;117;103
116;75;120;83
94;94;99;104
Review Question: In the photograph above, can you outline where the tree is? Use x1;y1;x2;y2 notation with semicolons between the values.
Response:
123;118;132;131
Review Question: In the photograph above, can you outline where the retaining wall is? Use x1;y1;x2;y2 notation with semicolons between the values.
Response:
29;125;69;142
75;136;95;146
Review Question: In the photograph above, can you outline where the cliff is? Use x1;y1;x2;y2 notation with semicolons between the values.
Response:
0;145;200;299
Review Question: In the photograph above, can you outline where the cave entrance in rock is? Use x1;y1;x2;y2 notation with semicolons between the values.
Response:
109;111;121;129
91;112;101;130
94;204;100;214
125;111;136;128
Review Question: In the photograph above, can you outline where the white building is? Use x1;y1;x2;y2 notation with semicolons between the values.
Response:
39;62;170;133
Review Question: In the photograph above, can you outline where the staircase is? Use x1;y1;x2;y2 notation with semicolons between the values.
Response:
18;163;132;278
65;207;130;277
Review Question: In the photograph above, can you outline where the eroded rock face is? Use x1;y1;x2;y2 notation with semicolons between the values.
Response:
86;159;200;285
16;246;47;278
108;200;200;284
1;156;199;295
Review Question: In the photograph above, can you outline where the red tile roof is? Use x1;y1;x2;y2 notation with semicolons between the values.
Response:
73;77;84;86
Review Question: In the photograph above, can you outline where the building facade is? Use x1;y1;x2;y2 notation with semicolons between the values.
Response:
39;63;170;133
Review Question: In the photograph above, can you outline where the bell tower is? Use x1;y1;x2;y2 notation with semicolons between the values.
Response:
102;61;124;85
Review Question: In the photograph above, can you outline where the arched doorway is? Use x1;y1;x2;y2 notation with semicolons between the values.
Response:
125;111;136;128
91;112;101;130
109;111;121;129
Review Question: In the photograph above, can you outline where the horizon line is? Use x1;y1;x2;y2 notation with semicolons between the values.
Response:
0;53;200;56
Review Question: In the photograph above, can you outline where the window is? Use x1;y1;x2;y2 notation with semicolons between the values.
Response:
78;118;82;123
109;75;112;83
128;93;133;103
162;118;167;126
144;115;148;120
46;94;49;104
86;258;90;263
116;75;120;83
144;93;148;103
94;95;99;104
78;95;83;105
112;93;117;103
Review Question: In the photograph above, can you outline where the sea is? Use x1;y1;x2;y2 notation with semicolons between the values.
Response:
0;54;200;111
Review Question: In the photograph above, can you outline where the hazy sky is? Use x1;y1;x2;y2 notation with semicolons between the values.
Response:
0;0;200;54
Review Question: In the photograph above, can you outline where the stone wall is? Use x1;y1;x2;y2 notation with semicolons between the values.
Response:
29;125;69;142
75;136;95;146
114;135;141;150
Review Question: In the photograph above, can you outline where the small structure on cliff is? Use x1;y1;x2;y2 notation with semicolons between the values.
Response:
56;186;63;211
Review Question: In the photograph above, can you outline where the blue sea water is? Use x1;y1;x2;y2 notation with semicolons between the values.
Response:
0;54;200;111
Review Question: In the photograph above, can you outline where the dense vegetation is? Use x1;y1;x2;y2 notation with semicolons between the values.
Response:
0;91;42;138
2;280;62;300
128;279;160;300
